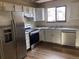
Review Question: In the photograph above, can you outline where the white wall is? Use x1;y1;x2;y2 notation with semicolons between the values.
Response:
36;0;79;27
0;11;12;26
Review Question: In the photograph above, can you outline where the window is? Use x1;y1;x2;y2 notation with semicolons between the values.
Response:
57;7;66;21
47;6;66;22
48;8;56;22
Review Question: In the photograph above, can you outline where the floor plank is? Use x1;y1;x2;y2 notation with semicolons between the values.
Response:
24;42;79;59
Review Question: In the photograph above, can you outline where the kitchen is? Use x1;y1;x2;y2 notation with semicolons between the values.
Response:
0;0;79;59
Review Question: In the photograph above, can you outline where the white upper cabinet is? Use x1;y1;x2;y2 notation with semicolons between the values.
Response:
70;2;79;20
3;2;14;11
23;6;29;14
15;4;22;12
23;6;35;17
0;2;3;11
23;6;31;17
23;6;29;13
29;7;34;17
35;8;45;21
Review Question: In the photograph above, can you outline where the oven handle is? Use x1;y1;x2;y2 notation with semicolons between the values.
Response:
30;30;39;35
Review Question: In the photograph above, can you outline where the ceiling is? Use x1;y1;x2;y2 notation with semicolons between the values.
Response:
32;0;79;3
35;0;52;3
31;0;53;3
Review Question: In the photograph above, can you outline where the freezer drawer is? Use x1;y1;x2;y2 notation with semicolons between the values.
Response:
62;31;76;46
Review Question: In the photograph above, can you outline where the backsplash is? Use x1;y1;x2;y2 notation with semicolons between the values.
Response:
35;20;79;28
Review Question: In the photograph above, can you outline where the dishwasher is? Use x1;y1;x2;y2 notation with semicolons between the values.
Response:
62;30;76;47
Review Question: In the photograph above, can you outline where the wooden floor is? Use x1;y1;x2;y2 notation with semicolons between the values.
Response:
24;42;79;59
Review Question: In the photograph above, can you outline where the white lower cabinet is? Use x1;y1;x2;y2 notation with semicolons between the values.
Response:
40;29;78;47
40;29;61;44
25;32;30;50
52;30;61;44
45;29;53;42
45;29;61;44
62;31;76;46
39;30;45;41
76;31;79;48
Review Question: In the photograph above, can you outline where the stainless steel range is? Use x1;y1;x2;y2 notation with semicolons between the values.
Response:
30;29;40;49
25;27;40;50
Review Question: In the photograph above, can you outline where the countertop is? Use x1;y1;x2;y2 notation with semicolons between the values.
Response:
35;27;79;31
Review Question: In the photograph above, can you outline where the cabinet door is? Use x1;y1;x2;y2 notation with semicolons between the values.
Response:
76;31;79;47
3;2;14;11
70;2;79;20
15;4;22;12
23;6;35;17
45;29;53;42
35;8;44;21
29;7;33;17
45;29;61;44
39;30;45;41
62;31;76;46
23;6;30;17
23;6;29;14
25;33;30;50
0;2;3;11
51;30;61;44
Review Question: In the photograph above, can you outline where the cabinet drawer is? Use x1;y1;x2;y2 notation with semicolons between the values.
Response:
3;2;14;11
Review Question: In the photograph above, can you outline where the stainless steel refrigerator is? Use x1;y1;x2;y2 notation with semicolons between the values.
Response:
0;11;26;59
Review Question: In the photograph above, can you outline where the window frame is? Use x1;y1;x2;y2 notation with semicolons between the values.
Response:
47;6;66;23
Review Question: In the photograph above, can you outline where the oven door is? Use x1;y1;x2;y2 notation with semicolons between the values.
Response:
30;30;39;45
